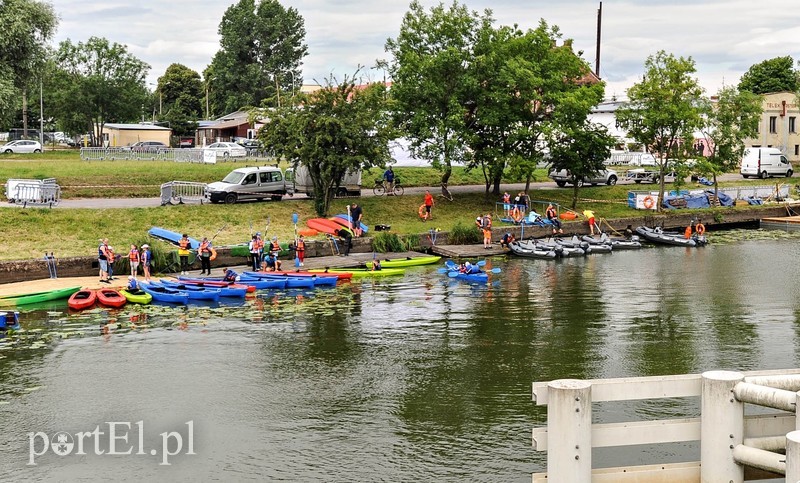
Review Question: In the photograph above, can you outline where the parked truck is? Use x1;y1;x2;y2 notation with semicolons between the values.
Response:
286;165;362;198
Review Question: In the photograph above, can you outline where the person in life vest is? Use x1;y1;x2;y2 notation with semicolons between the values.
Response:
178;234;191;275
140;244;152;282
335;227;353;256
546;203;563;234
695;220;706;236
255;232;265;265
582;210;597;235
371;259;382;271
510;205;523;223
481;213;493;249
128;244;140;278
198;237;212;275
502;192;511;215
295;235;306;266
222;268;239;282
249;235;260;271
106;245;116;280
500;232;516;248
684;222;694;239
127;276;139;291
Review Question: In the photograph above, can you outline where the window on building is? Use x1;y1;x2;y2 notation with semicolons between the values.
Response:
770;116;777;133
791;117;797;133
795;145;799;156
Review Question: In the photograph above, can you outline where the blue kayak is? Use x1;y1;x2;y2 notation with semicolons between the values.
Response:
242;272;317;289
234;276;288;290
139;282;189;304
157;279;223;301
444;261;489;284
0;311;20;330
147;227;201;249
333;214;368;234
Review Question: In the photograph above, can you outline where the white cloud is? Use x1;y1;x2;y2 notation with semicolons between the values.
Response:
47;0;800;96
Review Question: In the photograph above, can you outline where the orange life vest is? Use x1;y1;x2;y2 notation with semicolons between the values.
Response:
546;207;557;220
255;238;264;251
296;239;305;251
271;241;280;252
179;239;189;250
199;241;210;254
129;249;139;262
684;226;693;239
502;193;510;203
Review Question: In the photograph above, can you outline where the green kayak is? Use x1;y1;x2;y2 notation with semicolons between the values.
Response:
0;285;81;307
363;255;441;269
119;289;153;305
316;268;405;278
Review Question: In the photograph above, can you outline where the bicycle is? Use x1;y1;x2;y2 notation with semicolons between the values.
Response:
373;177;404;196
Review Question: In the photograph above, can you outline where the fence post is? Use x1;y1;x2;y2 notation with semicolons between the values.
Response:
701;370;745;483
787;430;800;482
547;379;591;482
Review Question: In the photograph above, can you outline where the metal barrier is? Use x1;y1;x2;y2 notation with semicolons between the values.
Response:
5;178;61;208
81;147;274;163
160;181;209;205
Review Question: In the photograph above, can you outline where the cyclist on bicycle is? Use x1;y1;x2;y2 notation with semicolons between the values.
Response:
383;167;395;194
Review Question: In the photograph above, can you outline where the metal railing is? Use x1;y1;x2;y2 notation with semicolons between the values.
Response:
160;181;209;205
4;178;61;208
80;147;275;163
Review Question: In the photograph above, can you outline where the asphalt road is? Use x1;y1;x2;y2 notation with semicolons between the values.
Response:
5;171;768;209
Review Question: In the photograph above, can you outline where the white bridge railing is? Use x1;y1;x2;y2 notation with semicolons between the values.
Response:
533;369;800;482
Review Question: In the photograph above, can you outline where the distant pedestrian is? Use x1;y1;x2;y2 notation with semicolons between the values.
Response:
582;209;597;235
383;166;395;193
141;244;152;281
128;244;140;278
350;203;363;236
423;190;434;221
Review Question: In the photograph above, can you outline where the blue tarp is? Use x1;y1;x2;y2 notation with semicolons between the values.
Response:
661;190;735;209
706;190;734;206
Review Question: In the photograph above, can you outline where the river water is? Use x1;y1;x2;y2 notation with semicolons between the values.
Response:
2;229;800;481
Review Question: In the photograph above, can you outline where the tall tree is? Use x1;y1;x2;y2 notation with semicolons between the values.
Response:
157;63;203;136
738;56;798;94
208;0;307;115
616;51;704;212
548;121;616;209
464;21;604;196
0;0;57;130
50;37;150;145
384;0;487;188
697;86;762;198
259;76;393;216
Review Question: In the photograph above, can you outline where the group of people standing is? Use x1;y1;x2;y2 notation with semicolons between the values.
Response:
249;233;293;271
97;238;152;283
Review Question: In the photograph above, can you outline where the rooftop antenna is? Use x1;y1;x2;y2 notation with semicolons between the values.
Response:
595;1;602;79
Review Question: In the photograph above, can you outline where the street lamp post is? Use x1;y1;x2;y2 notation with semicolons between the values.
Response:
148;82;162;117
205;77;215;120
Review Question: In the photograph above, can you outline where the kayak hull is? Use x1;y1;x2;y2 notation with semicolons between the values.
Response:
306;218;344;235
97;288;127;308
364;256;441;269
0;286;81;307
0;311;20;330
332;214;369;234
310;268;405;278
139;282;190;304
508;241;558;260
177;277;256;293
148;227;201;249
119;289;153;304
68;289;97;310
152;281;220;301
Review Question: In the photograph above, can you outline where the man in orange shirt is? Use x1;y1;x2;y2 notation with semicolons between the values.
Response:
423;190;434;221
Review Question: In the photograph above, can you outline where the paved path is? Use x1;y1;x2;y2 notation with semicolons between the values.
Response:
5;172;749;209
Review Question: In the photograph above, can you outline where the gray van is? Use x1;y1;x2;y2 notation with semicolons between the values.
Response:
207;166;292;204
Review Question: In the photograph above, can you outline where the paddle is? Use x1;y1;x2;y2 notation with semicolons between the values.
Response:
437;268;451;274
447;271;459;278
488;268;502;274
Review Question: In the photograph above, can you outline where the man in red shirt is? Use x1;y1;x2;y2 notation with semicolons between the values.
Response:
423;190;434;221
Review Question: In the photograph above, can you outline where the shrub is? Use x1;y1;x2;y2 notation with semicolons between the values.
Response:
448;222;481;244
371;232;407;253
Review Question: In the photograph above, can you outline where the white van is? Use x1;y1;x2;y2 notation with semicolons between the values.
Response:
285;165;362;197
740;148;793;179
207;166;292;204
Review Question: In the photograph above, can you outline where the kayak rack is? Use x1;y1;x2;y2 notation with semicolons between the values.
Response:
160;181;209;205
4;178;61;208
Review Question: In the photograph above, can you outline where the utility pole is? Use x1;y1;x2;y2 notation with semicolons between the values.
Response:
39;79;44;147
595;1;602;79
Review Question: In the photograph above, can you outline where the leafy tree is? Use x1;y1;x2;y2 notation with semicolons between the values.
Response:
49;37;150;145
0;0;57;130
157;63;203;136
696;86;762;198
207;0;307;115
616;51;704;212
738;56;798;94
464;21;604;196
384;0;487;188
259;76;393;216
548;122;616;209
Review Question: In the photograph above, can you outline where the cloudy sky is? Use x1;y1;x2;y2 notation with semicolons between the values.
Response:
48;0;800;98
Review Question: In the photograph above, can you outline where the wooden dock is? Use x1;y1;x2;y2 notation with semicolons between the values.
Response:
430;244;509;258
761;215;800;231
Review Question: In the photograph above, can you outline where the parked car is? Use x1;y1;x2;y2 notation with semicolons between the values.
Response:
1;140;42;154
549;168;618;187
126;141;168;153
206;142;247;158
237;139;261;149
207;166;291;203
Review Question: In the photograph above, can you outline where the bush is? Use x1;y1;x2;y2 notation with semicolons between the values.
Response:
372;232;409;253
448;222;481;244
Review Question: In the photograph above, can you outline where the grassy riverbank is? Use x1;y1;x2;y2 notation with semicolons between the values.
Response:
0;183;772;261
0;151;544;198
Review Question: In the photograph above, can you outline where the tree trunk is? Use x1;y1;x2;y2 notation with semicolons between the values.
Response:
492;173;502;197
572;184;579;210
713;172;718;201
22;89;28;138
440;165;452;186
525;172;531;192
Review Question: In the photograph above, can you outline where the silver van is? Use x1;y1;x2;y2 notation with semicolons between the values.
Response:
207;166;292;204
740;148;793;179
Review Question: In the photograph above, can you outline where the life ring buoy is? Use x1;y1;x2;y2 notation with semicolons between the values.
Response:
696;223;706;236
209;248;217;261
643;195;655;209
418;204;426;219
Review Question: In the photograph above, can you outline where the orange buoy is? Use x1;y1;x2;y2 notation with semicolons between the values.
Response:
559;211;577;220
209;248;217;261
418;204;426;219
643;195;655;209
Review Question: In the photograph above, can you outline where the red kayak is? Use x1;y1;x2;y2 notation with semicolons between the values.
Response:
68;289;97;310
306;218;345;235
177;277;256;293
96;288;127;308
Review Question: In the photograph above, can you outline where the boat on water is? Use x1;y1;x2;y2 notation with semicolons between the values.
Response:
581;233;642;250
139;282;190;304
443;261;489;283
160;279;243;298
119;289;153;305
0;286;81;307
535;239;585;257
266;270;348;280
68;289;97;310
309;268;405;278
635;226;708;247
177;277;256;293
231;276;288;290
243;272;316;289
97;288;127;308
0;311;20;330
364;255;441;269
151;280;220;302
508;240;558;260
